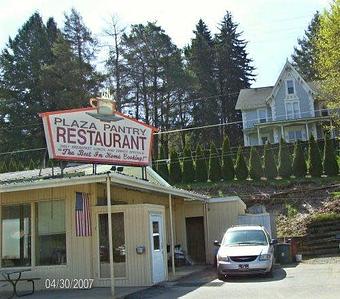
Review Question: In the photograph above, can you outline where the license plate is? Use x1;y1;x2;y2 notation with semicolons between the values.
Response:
238;264;249;270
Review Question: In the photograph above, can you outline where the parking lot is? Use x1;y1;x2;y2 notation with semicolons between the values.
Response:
127;258;340;299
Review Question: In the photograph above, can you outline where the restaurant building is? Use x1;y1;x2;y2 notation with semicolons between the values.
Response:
0;93;246;292
0;165;245;290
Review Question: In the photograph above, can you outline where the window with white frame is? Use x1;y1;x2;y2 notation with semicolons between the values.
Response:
286;101;300;119
288;129;303;142
257;108;267;123
286;79;295;95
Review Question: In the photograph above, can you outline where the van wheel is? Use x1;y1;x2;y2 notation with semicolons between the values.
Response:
218;273;225;281
265;266;273;278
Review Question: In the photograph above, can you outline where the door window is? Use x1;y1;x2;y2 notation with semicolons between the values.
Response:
152;221;161;251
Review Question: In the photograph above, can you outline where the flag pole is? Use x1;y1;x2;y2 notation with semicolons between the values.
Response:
106;172;115;297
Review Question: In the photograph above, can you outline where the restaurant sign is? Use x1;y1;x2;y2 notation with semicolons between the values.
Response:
40;93;157;166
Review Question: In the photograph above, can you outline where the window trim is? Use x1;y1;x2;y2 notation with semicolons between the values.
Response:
285;79;296;96
285;100;301;120
257;108;267;123
0;200;68;269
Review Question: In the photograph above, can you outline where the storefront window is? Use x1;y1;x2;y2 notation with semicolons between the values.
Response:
35;200;66;265
99;213;126;278
1;204;31;267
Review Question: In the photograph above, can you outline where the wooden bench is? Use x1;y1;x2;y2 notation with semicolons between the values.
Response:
0;271;41;298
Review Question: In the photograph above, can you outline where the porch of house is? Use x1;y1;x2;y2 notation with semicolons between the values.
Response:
244;115;335;146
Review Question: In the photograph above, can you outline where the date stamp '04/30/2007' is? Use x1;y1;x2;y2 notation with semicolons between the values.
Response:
45;278;94;289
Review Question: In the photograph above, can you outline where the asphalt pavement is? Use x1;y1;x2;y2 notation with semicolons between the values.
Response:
126;261;340;299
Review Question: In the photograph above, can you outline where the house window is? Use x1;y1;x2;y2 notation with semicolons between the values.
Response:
1;204;31;267
35;200;66;266
286;101;300;119
257;108;267;123
286;80;295;95
288;130;303;142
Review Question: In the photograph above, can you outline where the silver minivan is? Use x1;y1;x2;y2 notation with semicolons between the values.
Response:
215;225;277;279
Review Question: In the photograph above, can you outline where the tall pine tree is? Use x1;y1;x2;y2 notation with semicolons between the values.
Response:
323;134;339;176
249;147;263;180
291;12;320;81
214;12;255;143
221;136;234;181
308;135;322;177
292;140;307;178
156;143;169;181
208;142;221;182
184;19;220;145
264;143;277;179
0;13;53;153
182;143;195;183
169;149;182;184
195;144;208;182
278;138;292;178
235;146;248;180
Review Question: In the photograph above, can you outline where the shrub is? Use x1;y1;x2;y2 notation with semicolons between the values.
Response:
235;145;248;180
263;142;277;179
182;143;195;183
221;136;234;181
169;149;182;184
308;135;322;177
195;144;208;182
323;134;339;176
157;144;169;181
292;140;307;178
278;138;292;178
208;142;221;182
248;147;263;180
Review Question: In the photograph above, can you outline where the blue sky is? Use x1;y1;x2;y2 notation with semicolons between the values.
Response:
0;0;331;87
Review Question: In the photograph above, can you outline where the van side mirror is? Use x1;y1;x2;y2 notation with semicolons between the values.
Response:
270;239;278;245
213;240;221;247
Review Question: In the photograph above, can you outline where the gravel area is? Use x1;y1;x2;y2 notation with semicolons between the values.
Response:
302;255;340;264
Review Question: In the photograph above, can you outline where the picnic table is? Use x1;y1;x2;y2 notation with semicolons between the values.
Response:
0;268;40;298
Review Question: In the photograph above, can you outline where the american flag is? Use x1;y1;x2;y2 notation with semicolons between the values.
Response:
75;192;92;237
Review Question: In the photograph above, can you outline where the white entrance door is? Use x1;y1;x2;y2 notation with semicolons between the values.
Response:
150;213;165;284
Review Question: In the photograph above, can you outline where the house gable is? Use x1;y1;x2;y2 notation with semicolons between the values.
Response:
266;61;316;120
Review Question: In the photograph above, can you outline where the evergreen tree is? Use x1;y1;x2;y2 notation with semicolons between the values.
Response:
184;19;220;144
156;144;169;181
278;138;292;178
169;149;182;184
182;143;195;183
221;136;234;181
291;12;320;80
323;134;339;176
308;135;322;177
0;13;54;152
208;142;221;182
264;143;277;179
214;12;255;143
292;140;307;178
63;8;101;106
195;144;208;182
235;146;248;180
249;147;263;180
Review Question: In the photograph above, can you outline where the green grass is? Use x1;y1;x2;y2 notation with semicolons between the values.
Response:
311;212;340;222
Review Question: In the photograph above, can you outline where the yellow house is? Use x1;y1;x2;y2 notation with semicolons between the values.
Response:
0;164;245;290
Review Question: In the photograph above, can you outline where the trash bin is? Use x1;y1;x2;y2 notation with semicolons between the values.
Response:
289;238;298;262
275;243;292;264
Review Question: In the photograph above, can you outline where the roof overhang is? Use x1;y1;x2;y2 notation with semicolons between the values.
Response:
0;172;208;202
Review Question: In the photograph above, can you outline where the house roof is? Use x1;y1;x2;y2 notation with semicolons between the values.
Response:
235;60;321;110
235;86;273;110
0;164;207;201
